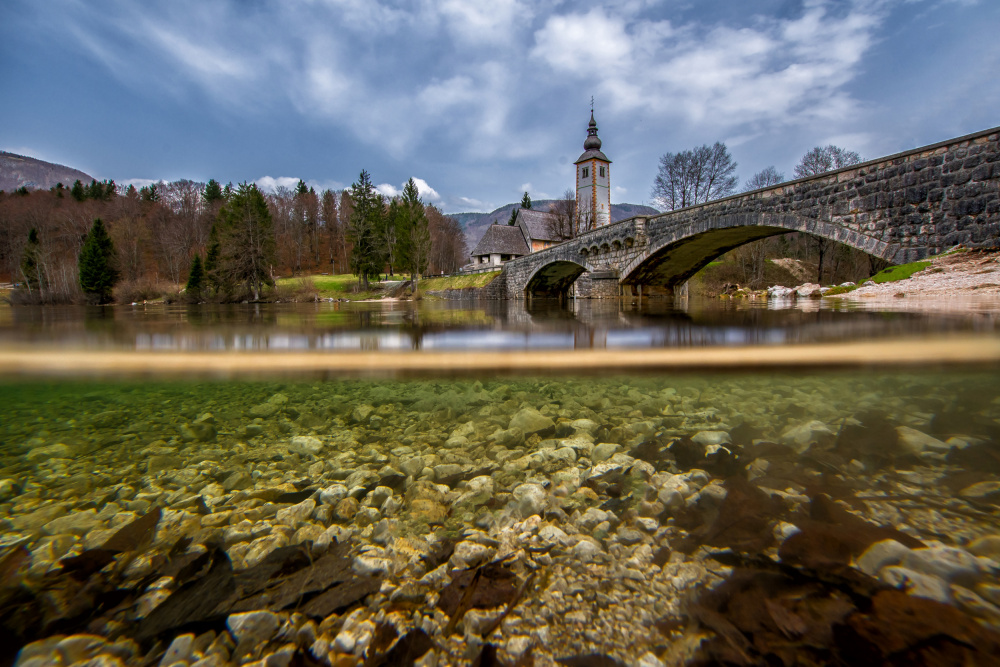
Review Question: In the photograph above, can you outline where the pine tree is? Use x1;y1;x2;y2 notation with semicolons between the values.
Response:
508;207;518;226
397;178;430;293
71;180;86;202
185;254;205;301
347;170;386;290
20;228;43;293
78;219;120;304
204;224;222;293
296;179;309;196
203;179;224;204
215;183;275;301
521;191;532;209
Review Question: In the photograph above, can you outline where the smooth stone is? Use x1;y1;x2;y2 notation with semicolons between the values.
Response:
222;471;253;492
569;539;603;562
399;457;425;477
450;541;494;568
901;545;983;584
450;421;475;439
856;539;912;577
353;553;390;576
959;481;1000;501
227;611;280;646
509;408;554;435
616;528;644;545
444;435;469;449
289;435;323;456
43;510;100;536
147;455;183;474
779;421;833;454
275;499;316;527
243;534;289;568
591;443;621;464
967;535;1000;559
409;499;448;524
350;404;374;423
318;484;348;505
634;517;659;533
691;431;731;447
951;584;1000;623
491;427;525;447
578;508;612;532
159;634;194;666
896;426;950;454
333;497;360;522
56;634;107;663
512;483;546;518
249;402;281;418
880;566;951;603
25;443;72;462
538;525;572;545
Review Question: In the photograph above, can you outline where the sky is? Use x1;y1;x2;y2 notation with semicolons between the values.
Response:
2;0;998;214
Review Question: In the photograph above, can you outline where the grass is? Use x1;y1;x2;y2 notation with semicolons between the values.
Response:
823;259;934;296
274;271;500;300
419;271;500;291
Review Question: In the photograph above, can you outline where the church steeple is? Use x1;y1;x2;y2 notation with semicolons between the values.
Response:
575;110;612;231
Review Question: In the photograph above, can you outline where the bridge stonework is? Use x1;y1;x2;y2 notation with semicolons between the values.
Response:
496;127;1000;299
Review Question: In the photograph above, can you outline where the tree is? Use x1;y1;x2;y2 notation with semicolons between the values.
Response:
521;191;532;210
204;224;221;293
185;254;204;301
396;178;431;292
321;189;343;273
78;218;120;303
347;170;385;289
215;182;276;301
140;183;160;202
548;189;576;240
19;228;43;293
794;145;862;178
793;145;863;282
203;179;224;205
743;166;785;191
507;207;518;226
427;205;467;275
71;180;86;202
651;141;738;211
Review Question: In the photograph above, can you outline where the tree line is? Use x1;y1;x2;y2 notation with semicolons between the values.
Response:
1;173;467;304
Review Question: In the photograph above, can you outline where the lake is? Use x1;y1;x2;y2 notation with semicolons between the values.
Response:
1;297;999;666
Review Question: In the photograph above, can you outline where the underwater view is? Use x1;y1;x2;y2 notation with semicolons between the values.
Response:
1;302;1000;666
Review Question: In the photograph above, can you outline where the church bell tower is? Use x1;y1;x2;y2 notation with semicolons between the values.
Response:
575;111;612;232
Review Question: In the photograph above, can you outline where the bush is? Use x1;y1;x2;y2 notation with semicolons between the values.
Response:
113;278;173;303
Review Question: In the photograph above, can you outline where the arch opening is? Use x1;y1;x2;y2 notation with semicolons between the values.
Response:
524;260;587;298
623;216;894;289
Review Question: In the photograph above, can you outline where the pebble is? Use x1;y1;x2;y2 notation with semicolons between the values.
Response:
901;545;984;585
880;566;951;603
896;426;950;454
856;539;911;577
508;408;554;435
512;483;546;518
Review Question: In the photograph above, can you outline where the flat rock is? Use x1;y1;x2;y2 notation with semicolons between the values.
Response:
289;435;323;456
509;408;554;435
880;566;951;603
227;610;280;646
896;426;950;454
25;443;73;462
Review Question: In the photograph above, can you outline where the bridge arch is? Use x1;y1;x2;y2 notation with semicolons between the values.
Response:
524;260;588;298
621;213;894;288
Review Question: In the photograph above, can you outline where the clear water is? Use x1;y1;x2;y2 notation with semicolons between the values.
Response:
1;299;999;665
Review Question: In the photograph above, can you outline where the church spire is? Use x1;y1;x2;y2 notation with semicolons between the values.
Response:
584;111;602;151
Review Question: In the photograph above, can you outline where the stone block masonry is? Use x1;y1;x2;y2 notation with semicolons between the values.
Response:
494;127;999;299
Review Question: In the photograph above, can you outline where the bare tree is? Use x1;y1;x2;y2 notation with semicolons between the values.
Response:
743;166;785;192
548;189;576;240
794;145;863;281
320;189;341;273
652;142;738;211
794;145;862;178
427;205;467;275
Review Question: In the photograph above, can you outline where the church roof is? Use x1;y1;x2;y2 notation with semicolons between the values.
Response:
516;208;559;242
471;223;531;257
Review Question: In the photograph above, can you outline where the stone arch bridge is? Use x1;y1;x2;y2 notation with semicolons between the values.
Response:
487;127;1000;299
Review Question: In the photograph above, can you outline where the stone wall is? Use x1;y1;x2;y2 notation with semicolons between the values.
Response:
493;126;999;298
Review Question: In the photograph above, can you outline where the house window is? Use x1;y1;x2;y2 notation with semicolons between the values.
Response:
599;166;605;177
582;167;589;178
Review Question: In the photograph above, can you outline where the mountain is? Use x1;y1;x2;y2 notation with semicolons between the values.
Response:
0;152;94;192
449;200;661;247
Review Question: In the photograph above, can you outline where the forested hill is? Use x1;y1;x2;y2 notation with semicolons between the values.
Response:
0;152;94;192
449;201;660;246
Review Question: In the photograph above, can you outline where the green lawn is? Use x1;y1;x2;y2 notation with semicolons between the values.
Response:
824;260;933;295
275;271;500;300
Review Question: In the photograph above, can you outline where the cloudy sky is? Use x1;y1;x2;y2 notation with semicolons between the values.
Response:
2;0;998;213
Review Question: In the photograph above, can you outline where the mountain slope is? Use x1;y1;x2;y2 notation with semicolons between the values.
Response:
450;201;661;247
0;152;94;192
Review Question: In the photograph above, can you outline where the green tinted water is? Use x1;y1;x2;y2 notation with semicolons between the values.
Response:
1;369;999;664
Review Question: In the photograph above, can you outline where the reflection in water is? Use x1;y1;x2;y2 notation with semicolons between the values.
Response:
0;297;997;352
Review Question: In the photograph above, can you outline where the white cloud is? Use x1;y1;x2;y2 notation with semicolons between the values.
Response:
256;176;301;192
411;178;441;201
120;178;162;189
375;183;401;198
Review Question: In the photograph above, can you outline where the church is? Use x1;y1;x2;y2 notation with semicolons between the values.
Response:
470;112;612;267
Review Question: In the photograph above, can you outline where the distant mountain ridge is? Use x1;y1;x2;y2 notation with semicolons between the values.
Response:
0;152;94;192
448;201;661;247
